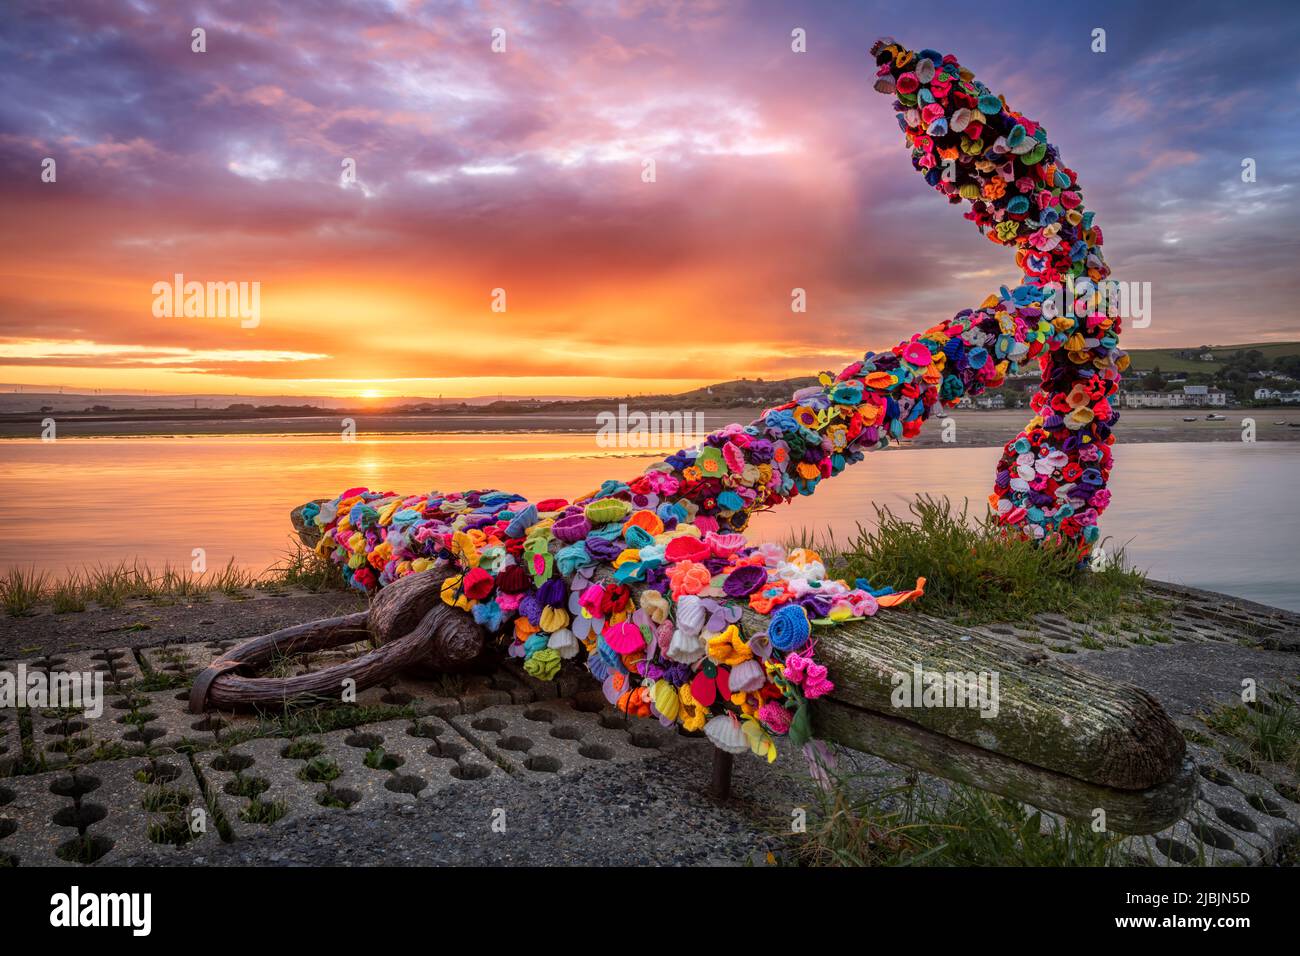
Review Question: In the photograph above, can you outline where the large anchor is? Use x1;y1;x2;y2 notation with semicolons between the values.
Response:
191;38;1193;834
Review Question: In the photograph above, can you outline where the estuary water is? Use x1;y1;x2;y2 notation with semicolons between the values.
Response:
1;434;1296;611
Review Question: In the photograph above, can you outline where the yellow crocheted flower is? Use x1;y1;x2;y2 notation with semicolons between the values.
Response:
653;680;680;721
742;717;778;764
440;575;471;611
451;530;480;568
539;606;569;632
678;684;707;732
706;625;752;667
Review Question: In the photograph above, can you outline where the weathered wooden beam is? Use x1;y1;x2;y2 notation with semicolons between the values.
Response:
754;608;1186;792
814;698;1196;834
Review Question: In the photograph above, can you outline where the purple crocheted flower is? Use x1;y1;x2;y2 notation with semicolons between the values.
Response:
552;513;591;543
537;577;567;608
585;536;623;562
722;564;768;598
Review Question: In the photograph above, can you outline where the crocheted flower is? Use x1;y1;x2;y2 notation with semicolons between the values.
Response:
901;342;933;366
603;619;646;654
523;648;561;681
781;651;833;698
666;626;706;665
617;685;652;719
706;625;752;667
539;606;569;632
569;585;598;621
639;588;671;624
802;662;834;698
666;560;711;598
768;602;811;653
440;574;471;610
846;590;880;616
678;684;707;732
742;718;777;763
722;564;767;598
749;580;793;614
694;446;726;477
757;701;793;735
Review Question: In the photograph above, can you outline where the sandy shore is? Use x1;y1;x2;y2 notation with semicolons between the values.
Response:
0;407;1296;445
909;408;1300;447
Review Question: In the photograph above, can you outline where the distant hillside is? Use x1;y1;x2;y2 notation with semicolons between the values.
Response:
4;344;1297;419
0;390;591;414
1125;342;1300;375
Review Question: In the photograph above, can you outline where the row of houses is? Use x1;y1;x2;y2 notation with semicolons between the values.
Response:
953;384;1296;409
953;393;1006;410
1120;385;1227;408
1253;387;1300;404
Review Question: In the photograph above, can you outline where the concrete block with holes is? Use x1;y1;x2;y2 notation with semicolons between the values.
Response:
0;708;17;775
451;698;687;777
0;756;209;866
196;716;504;839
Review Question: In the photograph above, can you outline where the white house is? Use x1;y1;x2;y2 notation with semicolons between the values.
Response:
1181;385;1226;406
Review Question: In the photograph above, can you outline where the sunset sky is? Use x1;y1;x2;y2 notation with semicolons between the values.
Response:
2;0;1298;399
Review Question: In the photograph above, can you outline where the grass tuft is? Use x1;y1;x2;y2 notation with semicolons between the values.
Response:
261;543;344;593
1203;695;1300;772
786;769;1124;867
3;542;344;616
1;567;47;617
803;494;1152;626
49;572;87;614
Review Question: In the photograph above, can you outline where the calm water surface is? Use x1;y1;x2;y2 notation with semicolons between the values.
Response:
2;434;1296;611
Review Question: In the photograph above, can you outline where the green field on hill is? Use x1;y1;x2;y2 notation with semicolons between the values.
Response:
1125;342;1300;374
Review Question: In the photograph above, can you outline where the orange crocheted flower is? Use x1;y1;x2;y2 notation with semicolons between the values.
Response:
617;685;652;719
749;580;793;614
666;560;712;598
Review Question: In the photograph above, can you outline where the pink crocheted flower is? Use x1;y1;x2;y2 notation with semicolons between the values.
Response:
802;661;834;699
783;651;810;683
644;471;680;495
846;591;879;616
722;441;746;474
757;701;793;735
782;651;833;699
579;584;605;617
